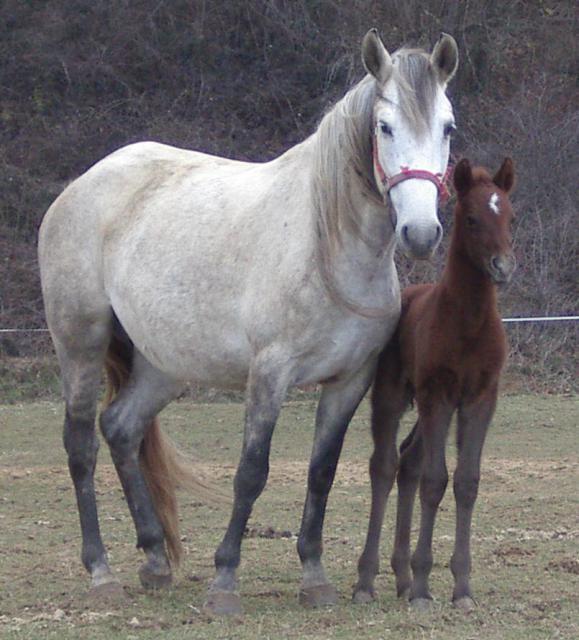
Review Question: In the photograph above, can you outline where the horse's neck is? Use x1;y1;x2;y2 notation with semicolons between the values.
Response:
303;129;396;293
333;196;395;277
440;239;498;332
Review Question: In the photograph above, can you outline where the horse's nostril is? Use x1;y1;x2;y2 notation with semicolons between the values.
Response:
402;224;410;244
435;224;442;243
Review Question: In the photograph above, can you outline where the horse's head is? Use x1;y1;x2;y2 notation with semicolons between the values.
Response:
453;157;517;284
362;30;458;259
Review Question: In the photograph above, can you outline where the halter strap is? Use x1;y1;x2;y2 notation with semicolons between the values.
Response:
373;137;452;205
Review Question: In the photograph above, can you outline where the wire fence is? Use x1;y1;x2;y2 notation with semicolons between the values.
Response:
1;316;579;334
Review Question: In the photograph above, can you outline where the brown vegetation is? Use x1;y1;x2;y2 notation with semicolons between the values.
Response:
1;1;577;392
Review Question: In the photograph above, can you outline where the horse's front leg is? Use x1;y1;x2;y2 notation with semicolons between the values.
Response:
297;363;375;608
409;399;454;611
204;357;292;616
451;388;497;610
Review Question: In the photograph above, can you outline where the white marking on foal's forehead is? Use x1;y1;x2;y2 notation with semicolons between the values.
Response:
489;192;500;215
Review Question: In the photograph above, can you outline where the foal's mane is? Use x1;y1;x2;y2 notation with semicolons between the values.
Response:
311;47;439;313
470;167;493;184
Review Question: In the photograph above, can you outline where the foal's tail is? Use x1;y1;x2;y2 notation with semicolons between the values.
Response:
103;331;225;567
399;421;419;455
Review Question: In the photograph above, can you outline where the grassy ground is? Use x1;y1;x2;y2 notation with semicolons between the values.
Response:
0;395;577;639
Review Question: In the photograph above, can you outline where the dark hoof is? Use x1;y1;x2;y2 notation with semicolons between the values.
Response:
203;590;243;617
299;583;338;608
453;595;477;611
410;597;433;613
396;586;411;600
87;581;126;606
352;587;375;604
139;564;173;590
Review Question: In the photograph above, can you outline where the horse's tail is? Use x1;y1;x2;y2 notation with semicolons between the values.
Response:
399;420;419;455
103;329;226;567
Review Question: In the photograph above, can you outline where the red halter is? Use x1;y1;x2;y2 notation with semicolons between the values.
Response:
372;138;452;205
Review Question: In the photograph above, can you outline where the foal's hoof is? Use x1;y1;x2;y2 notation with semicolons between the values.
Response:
139;563;173;590
410;597;433;613
88;581;126;606
352;587;376;604
352;589;375;605
453;595;477;611
396;586;411;600
299;583;338;608
203;590;242;617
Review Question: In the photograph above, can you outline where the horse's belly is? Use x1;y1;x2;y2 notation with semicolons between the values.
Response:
110;290;252;387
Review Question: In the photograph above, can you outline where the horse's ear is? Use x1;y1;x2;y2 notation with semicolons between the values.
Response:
493;157;515;193
362;29;393;86
453;158;473;195
430;33;459;84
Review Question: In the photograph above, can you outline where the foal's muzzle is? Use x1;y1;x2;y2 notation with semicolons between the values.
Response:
488;253;516;284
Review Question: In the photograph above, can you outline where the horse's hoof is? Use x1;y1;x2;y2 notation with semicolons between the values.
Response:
87;581;126;605
352;587;375;604
139;564;173;590
396;586;411;600
203;590;243;617
410;597;433;613
453;595;477;611
299;583;338;608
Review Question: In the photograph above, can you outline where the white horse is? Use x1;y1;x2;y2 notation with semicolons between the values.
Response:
38;30;458;615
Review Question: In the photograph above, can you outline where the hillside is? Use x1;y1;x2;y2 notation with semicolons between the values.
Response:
1;1;577;392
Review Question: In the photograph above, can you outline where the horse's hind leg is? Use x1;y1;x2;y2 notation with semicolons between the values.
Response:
391;421;422;599
451;388;496;610
353;373;408;603
99;350;183;589
56;323;120;595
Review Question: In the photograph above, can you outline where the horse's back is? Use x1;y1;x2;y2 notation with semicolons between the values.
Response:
39;140;325;384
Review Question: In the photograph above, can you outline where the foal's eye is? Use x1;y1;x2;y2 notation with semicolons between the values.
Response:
380;122;393;137
443;123;456;138
466;215;478;228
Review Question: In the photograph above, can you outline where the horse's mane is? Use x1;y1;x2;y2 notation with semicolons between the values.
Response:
311;47;439;314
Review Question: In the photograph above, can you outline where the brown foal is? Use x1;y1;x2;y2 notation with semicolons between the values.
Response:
353;157;516;610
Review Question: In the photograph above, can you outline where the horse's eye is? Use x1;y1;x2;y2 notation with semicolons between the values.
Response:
444;123;456;138
380;122;393;137
466;215;478;228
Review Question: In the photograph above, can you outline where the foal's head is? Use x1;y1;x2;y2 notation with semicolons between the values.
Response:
452;158;516;283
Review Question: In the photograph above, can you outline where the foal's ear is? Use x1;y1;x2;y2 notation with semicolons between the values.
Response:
430;33;459;84
493;157;515;193
453;158;473;195
362;29;393;86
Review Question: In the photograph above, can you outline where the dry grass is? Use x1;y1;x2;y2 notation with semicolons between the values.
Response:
0;394;577;639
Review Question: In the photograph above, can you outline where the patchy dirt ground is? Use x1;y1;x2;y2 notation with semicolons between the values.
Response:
0;395;577;639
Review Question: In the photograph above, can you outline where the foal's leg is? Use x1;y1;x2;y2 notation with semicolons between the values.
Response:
353;379;408;603
298;363;375;607
391;422;422;599
205;356;292;616
451;389;497;610
409;400;454;610
100;351;183;589
60;340;119;595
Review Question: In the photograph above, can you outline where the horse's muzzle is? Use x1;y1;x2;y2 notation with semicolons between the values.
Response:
488;253;516;284
398;222;443;260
